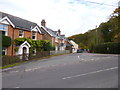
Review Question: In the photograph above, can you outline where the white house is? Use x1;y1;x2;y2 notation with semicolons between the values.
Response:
70;40;78;53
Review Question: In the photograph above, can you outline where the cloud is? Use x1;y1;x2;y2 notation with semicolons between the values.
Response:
0;0;119;36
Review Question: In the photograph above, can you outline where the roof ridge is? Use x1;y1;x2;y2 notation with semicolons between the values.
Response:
1;11;37;25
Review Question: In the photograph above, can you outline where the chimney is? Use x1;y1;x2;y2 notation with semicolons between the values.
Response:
58;29;61;35
41;19;46;27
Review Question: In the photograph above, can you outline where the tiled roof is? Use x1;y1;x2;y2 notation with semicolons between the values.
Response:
45;27;57;37
0;12;45;34
43;26;67;40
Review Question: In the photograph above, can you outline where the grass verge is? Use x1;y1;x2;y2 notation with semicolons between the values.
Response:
1;61;25;69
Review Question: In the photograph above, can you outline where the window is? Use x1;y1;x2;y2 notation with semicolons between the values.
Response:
55;37;58;42
32;32;36;40
0;24;8;30
19;30;24;38
33;48;36;54
2;47;6;55
57;33;59;36
2;31;6;36
60;43;64;46
0;24;8;36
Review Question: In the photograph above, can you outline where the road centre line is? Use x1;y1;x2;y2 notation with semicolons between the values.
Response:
62;67;118;80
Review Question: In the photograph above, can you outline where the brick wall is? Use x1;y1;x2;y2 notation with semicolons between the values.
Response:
24;30;31;39
37;32;43;40
6;25;44;56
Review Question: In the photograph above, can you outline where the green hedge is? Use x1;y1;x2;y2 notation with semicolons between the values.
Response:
2;36;11;47
92;42;120;54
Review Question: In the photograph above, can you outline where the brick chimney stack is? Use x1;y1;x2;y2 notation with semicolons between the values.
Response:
58;29;61;35
41;19;46;27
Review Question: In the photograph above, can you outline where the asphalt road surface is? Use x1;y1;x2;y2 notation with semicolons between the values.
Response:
2;53;118;88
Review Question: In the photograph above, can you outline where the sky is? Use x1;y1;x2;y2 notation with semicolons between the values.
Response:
0;0;119;37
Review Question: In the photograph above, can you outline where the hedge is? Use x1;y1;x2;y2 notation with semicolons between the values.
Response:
2;36;11;47
92;42;120;54
2;56;20;66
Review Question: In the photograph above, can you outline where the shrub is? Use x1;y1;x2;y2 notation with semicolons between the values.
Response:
51;45;55;50
2;56;20;66
15;38;53;51
92;42;120;54
2;36;11;47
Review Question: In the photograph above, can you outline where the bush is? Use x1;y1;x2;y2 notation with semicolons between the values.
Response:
2;56;20;66
15;38;53;51
2;36;11;47
92;42;120;54
51;45;55;50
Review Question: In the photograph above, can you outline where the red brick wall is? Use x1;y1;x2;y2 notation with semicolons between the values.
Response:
6;25;44;56
7;25;17;56
24;30;31;39
37;32;43;40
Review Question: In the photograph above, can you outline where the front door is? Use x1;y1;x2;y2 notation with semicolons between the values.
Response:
23;47;27;55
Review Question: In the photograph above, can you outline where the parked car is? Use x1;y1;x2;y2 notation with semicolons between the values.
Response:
77;49;83;53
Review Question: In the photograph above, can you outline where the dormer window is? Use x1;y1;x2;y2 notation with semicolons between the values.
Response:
32;31;37;40
19;30;24;38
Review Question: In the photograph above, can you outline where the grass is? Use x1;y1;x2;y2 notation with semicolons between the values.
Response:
1;53;71;69
1;61;25;69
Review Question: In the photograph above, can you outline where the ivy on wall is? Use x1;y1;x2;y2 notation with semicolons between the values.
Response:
14;38;54;51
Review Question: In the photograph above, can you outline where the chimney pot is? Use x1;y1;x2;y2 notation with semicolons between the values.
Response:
58;29;61;35
41;19;46;27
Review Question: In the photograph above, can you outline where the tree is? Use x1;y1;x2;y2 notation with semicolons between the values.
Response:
2;36;11;47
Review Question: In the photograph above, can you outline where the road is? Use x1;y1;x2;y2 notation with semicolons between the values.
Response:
2;53;118;88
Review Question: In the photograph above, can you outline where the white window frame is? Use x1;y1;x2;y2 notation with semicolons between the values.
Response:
33;48;36;54
19;30;24;38
55;37;58;42
2;47;7;55
0;24;8;36
32;31;37;40
0;24;8;30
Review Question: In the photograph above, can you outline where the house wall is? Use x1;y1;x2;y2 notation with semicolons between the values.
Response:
41;28;52;43
37;33;43;40
24;30;31;39
7;25;17;56
6;25;44;56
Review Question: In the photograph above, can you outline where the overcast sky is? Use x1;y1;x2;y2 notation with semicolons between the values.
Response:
0;0;119;37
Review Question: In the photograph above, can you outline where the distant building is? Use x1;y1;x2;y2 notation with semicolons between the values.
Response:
70;40;78;53
41;19;72;51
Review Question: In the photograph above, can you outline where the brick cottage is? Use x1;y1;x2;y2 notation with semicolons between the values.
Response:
0;12;72;56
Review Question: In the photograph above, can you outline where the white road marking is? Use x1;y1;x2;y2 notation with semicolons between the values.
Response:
62;67;118;80
81;58;84;60
91;59;94;61
14;87;20;88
